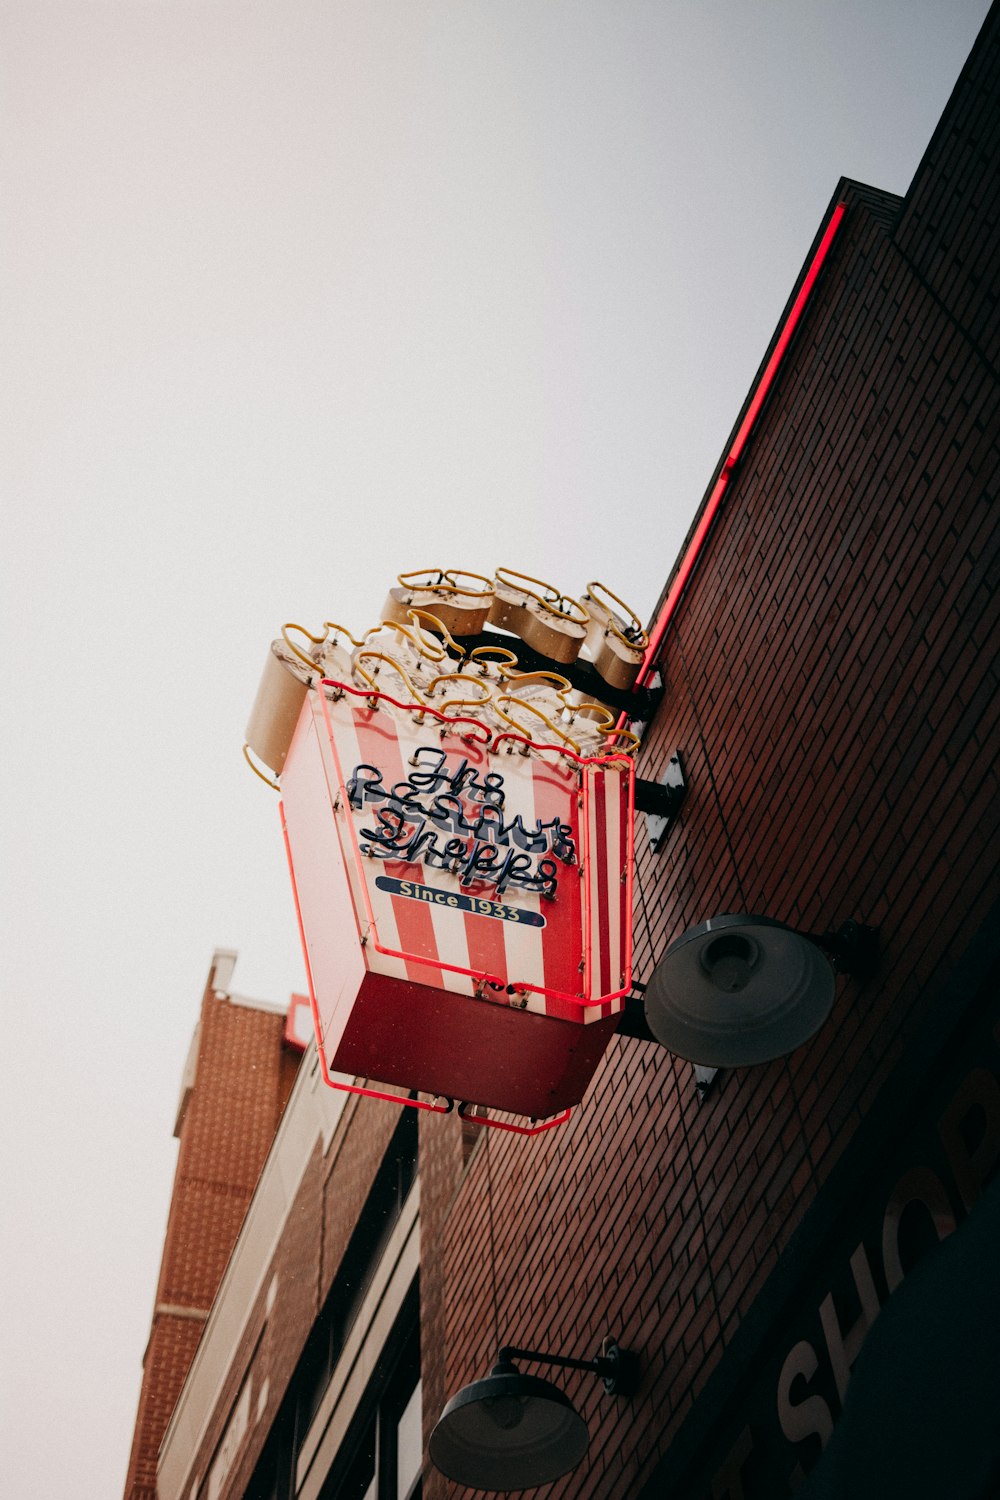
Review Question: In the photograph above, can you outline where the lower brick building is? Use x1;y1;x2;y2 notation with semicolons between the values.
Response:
127;7;1000;1498
123;951;302;1500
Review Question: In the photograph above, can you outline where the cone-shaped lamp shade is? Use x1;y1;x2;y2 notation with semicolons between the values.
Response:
644;915;836;1067
429;1361;589;1490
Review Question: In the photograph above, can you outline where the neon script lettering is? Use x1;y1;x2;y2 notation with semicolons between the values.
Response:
347;748;575;899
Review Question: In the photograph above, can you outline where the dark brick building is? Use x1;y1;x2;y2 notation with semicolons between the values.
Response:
130;8;1000;1499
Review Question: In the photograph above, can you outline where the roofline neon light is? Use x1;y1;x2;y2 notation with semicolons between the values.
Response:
637;200;848;687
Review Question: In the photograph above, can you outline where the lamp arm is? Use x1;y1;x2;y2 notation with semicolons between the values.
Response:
498;1345;601;1376
497;1342;638;1396
798;919;878;977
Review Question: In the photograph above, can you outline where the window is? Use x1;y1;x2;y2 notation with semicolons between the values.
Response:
316;1285;421;1500
296;1110;418;1435
395;1378;422;1500
242;1112;420;1500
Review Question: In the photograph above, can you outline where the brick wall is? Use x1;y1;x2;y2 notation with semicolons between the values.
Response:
170;1080;407;1500
123;971;298;1500
419;1106;467;1471
420;8;1000;1497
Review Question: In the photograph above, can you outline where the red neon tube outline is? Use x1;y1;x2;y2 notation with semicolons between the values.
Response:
320;676;494;743
636;201;847;687
582;769;593;1000
456;1101;572;1136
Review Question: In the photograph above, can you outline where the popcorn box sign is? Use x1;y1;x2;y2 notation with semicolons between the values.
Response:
279;681;634;1118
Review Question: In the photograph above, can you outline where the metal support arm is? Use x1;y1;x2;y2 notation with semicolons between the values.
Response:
497;1342;638;1397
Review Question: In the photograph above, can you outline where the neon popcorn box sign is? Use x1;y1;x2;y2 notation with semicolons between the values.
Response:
279;679;635;1124
246;567;648;1127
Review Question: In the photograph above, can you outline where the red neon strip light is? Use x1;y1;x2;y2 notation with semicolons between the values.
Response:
581;765;594;1000
319;676;494;743
637;201;847;685
456;1101;572;1136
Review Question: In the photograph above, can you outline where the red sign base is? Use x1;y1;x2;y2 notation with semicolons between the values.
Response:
321;969;620;1118
279;690;628;1119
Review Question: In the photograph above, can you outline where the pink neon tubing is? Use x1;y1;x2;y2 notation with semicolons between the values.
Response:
457;1102;572;1136
636;201;847;688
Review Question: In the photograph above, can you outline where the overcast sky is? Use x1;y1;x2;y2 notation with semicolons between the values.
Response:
0;3;991;1497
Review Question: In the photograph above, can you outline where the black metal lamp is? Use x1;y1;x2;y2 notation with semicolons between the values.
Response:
642;914;877;1067
429;1340;637;1490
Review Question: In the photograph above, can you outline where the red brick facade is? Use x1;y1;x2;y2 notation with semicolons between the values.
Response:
420;9;1000;1497
123;957;300;1500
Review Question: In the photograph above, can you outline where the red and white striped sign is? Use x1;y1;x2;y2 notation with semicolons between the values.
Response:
314;682;633;1023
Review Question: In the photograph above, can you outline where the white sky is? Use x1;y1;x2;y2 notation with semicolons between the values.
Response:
0;2;990;1496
